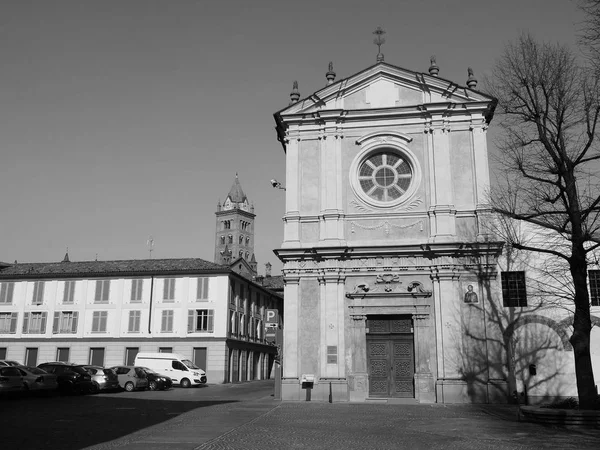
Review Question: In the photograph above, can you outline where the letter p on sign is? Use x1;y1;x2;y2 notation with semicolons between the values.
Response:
266;309;279;325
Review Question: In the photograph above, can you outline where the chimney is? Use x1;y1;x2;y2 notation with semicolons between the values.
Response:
265;262;272;278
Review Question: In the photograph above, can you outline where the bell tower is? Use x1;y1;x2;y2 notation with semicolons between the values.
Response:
214;174;257;273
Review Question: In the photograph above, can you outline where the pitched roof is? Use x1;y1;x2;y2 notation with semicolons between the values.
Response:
259;275;284;292
226;174;247;204
0;258;230;279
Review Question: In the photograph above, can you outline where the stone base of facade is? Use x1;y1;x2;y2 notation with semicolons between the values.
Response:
415;373;436;403
282;378;350;402
435;378;489;403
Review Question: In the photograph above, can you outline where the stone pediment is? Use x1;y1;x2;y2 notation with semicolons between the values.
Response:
277;62;495;116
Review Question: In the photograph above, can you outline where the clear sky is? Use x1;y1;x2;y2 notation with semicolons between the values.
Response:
0;0;587;275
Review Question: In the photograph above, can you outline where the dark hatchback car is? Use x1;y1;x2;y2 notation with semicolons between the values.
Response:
37;362;94;394
140;367;173;391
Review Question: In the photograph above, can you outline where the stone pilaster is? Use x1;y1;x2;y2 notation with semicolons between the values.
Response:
348;314;368;402
413;312;435;403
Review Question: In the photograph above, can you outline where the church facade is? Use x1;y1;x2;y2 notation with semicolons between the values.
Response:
273;56;510;403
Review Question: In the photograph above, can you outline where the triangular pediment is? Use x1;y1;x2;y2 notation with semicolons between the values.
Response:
278;62;495;116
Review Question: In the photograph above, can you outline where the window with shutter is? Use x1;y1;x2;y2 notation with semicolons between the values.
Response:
163;279;175;302
131;279;143;302
128;310;141;332
197;277;209;301
25;312;46;334
92;311;108;332
32;281;45;305
161;310;173;332
188;309;214;333
0;313;18;334
0;282;15;304
63;281;76;304
94;280;110;303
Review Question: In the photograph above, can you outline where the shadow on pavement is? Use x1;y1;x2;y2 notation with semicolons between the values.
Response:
1;392;237;450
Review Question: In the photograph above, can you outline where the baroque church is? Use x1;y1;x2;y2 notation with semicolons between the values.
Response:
272;41;600;404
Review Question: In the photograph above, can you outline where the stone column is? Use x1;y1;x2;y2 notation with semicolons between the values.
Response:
319;123;344;244
282;275;300;378
349;314;368;402
413;312;435;403
283;135;300;246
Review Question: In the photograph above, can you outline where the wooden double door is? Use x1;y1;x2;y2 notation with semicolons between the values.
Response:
366;317;415;398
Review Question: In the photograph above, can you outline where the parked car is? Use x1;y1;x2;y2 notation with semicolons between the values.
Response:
0;366;24;394
16;366;58;393
0;360;21;367
110;366;149;392
37;362;94;394
82;365;120;392
139;367;173;391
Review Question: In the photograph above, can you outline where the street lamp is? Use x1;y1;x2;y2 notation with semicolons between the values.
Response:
270;179;286;191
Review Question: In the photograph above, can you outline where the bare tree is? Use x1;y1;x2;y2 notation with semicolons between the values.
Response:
580;0;600;69
485;34;600;409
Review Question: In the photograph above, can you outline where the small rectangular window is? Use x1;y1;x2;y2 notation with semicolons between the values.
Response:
161;310;174;332
163;278;175;301
131;279;143;303
94;280;111;303
63;281;76;304
32;281;45;305
128;310;141;332
589;270;600;307
125;347;139;365
0;282;15;304
501;271;527;307
0;347;7;359
89;347;105;366
197;277;209;301
91;311;108;332
25;347;38;367
327;346;338;364
56;347;70;362
159;347;172;353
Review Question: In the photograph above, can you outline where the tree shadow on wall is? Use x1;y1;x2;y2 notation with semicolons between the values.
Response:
453;236;573;404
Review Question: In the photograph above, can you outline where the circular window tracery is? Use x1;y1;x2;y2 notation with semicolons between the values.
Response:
350;142;420;209
358;151;413;202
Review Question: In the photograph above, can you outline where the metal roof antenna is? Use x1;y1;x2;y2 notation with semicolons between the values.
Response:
147;235;155;259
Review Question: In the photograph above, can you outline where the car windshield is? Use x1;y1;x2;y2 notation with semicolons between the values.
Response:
26;367;47;375
141;367;158;374
182;359;199;370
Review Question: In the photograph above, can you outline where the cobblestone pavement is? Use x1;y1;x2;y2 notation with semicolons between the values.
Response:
85;394;600;450
195;402;600;450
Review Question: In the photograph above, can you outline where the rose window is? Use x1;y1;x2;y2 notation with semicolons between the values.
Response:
358;151;413;202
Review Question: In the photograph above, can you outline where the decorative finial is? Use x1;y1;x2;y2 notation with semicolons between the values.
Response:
289;80;300;104
466;67;477;88
326;61;336;85
429;56;439;76
373;26;386;62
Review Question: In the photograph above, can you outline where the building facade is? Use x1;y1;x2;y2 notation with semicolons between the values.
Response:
0;258;282;384
273;57;600;404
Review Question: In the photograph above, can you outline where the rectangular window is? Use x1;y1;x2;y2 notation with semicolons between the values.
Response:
63;281;76;304
197;277;209;301
230;282;235;306
0;282;15;304
187;309;214;333
91;311;108;333
89;347;105;366
56;348;70;362
163;278;175;301
0;313;18;334
589;270;600;307
128;310;141;332
25;347;38;367
0;347;6;359
22;312;47;334
125;347;139;365
501;271;528;307
131;279;143;302
159;347;172;353
161;310;174;332
327;346;338;364
94;280;111;303
52;311;79;334
32;281;45;305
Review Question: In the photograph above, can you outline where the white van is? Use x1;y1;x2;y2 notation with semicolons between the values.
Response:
134;353;207;387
